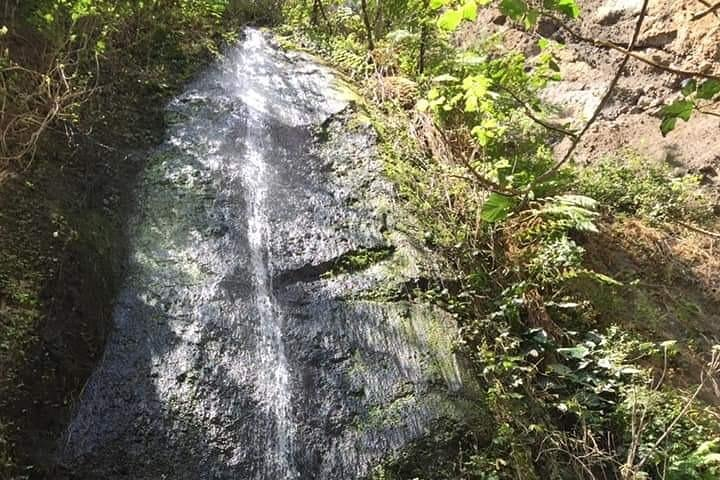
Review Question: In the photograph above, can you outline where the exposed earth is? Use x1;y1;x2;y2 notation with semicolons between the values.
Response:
468;0;720;195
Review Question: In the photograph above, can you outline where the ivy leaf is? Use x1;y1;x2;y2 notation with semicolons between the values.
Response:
557;345;590;360
681;78;697;97
697;79;720;100
499;0;527;20
437;8;464;31
481;193;515;222
525;8;540;27
547;0;581;18
660;99;695;136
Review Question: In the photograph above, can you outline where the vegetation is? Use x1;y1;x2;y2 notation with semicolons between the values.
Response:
0;1;278;477
1;0;719;479
278;0;720;479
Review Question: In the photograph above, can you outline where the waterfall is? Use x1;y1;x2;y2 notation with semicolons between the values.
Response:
61;29;469;480
241;111;296;480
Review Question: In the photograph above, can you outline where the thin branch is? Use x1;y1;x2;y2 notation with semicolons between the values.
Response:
497;84;579;139
460;147;522;196
693;1;720;20
531;0;650;188
698;108;720;118
549;15;720;81
676;220;720;238
434;126;521;196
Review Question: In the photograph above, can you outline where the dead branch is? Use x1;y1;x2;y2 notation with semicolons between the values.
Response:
530;0;650;189
548;15;720;81
693;1;720;20
496;84;579;139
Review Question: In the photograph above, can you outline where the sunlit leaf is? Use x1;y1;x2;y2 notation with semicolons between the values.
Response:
462;0;478;21
557;345;590;359
660;116;678;136
437;8;464;31
430;0;448;10
697;79;720;100
500;0;527;19
681;78;697;97
481;193;515;222
662;99;694;121
547;0;581;18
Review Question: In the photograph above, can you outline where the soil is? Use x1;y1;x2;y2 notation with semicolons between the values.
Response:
465;0;720;195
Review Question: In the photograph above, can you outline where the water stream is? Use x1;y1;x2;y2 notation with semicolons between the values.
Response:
61;29;469;480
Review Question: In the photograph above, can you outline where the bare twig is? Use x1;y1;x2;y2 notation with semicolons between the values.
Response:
497;84;579;139
698;108;720;118
548;15;720;81
530;0;650;190
693;1;720;20
676;221;720;238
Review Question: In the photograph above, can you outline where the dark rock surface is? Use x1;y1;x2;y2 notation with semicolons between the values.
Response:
57;29;474;480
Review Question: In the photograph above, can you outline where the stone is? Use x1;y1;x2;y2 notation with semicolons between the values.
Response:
595;0;644;25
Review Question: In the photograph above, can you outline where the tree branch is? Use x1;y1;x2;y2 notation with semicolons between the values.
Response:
693;1;720;20
497;84;579;139
530;0;650;188
549;15;720;81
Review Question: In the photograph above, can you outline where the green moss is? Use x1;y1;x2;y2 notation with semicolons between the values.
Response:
322;247;395;278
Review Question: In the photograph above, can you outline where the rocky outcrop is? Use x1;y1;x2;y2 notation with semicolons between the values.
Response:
57;29;476;479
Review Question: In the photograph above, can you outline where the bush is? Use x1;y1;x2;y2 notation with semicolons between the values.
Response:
576;153;713;224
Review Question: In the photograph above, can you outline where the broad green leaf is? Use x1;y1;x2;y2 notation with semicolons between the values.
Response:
660;116;677;136
662;99;694;121
697;79;720;100
525;8;540;27
681;78;697;96
481;193;514;222
550;0;581;18
500;0;527;19
438;8;464;31
429;0;448;9
462;0;478;21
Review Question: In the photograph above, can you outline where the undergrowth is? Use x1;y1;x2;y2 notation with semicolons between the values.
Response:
0;1;279;477
276;1;720;479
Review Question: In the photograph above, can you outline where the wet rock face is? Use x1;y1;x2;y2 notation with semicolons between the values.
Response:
59;29;471;479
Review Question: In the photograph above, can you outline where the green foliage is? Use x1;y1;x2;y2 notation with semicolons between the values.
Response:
661;79;720;136
576;153;712;223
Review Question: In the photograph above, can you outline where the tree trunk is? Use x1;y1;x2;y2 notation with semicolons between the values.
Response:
418;22;428;74
360;0;375;51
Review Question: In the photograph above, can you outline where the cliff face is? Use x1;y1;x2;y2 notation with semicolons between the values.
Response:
467;0;720;195
59;30;475;480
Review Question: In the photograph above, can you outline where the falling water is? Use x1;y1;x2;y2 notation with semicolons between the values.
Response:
61;29;470;480
241;114;295;479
